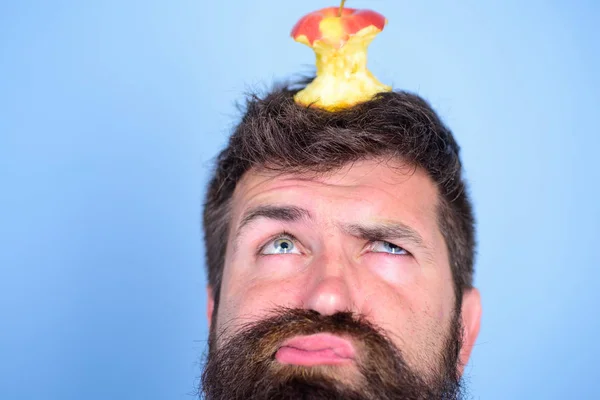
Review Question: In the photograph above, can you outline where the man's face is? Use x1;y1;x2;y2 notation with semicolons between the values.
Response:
203;158;481;399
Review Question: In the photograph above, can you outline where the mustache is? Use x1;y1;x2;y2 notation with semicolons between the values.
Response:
202;307;464;400
209;307;401;360
206;308;423;388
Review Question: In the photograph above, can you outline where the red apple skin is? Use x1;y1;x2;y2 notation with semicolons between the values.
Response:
291;7;386;47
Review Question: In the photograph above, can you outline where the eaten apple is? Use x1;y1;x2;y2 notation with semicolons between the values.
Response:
291;1;391;110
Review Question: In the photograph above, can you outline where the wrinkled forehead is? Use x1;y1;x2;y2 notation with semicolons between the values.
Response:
232;157;432;200
228;158;444;244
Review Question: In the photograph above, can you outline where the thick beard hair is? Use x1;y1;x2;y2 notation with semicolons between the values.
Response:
201;308;464;400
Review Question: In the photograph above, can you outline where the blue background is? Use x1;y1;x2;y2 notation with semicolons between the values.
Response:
1;1;599;399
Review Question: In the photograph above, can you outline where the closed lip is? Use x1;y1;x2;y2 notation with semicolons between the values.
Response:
279;333;356;359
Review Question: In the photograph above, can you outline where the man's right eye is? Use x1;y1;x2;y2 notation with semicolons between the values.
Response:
259;236;301;255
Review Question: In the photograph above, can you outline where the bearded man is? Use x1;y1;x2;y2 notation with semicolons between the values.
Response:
200;4;481;400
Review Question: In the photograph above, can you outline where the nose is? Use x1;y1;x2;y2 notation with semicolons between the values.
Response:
302;255;354;316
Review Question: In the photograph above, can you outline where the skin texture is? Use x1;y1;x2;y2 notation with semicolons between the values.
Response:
207;158;481;381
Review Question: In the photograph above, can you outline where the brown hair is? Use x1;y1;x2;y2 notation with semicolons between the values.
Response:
203;81;475;307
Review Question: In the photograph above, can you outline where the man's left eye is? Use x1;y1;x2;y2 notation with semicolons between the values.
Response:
370;241;408;255
260;236;301;255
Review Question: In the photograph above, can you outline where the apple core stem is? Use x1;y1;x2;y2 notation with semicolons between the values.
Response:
338;0;346;17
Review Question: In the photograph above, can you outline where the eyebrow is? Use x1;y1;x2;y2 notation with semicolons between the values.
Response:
233;205;432;259
342;222;433;258
235;205;312;240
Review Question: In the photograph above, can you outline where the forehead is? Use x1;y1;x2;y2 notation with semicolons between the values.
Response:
230;159;441;235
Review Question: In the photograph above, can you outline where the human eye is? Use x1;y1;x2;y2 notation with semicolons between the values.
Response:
369;240;409;255
259;234;301;255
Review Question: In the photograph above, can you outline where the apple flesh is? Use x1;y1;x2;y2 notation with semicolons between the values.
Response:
291;6;391;110
292;7;386;49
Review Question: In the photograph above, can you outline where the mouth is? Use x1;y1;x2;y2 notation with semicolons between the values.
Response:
275;333;356;366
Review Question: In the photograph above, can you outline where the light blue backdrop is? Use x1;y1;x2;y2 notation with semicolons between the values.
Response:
1;1;599;399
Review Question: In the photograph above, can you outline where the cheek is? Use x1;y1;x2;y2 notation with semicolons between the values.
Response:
254;254;310;280
216;273;306;339
356;272;451;364
361;253;420;286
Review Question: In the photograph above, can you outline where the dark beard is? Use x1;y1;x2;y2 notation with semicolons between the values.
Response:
201;308;464;400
